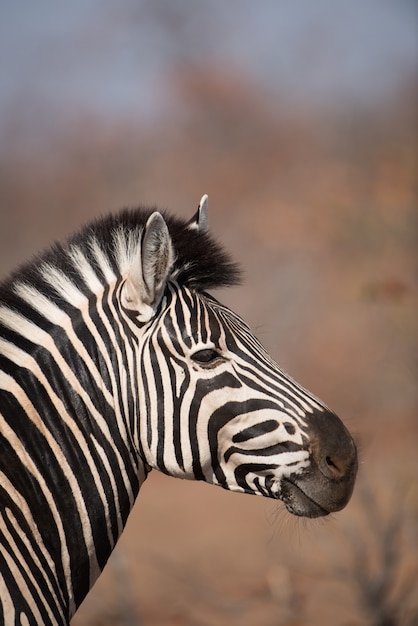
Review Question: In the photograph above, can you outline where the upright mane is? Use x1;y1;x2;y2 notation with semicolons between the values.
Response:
0;207;241;306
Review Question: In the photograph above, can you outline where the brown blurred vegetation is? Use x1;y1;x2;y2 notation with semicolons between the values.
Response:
0;65;417;625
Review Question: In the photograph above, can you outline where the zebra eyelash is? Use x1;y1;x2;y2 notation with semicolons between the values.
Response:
190;348;223;366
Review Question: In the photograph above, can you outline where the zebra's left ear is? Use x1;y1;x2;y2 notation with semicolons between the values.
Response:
122;212;174;321
187;194;208;231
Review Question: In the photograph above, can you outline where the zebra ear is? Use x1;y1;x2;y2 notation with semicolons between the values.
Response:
187;194;208;231
122;212;174;320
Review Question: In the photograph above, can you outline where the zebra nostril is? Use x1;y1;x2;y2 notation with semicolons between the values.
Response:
322;455;345;479
307;408;357;484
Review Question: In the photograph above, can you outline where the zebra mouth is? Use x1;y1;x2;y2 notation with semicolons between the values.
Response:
280;479;330;518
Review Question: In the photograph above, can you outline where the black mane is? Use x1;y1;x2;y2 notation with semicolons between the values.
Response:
0;207;241;303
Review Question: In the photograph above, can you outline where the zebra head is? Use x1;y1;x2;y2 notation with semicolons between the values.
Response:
0;194;357;621
121;196;357;518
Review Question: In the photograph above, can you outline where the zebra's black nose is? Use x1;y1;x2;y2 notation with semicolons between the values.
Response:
286;407;358;515
311;409;358;484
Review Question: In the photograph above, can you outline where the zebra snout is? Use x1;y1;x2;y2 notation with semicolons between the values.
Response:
309;408;358;484
306;408;358;510
280;408;358;518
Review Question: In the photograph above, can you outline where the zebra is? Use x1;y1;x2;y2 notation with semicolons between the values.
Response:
0;195;357;625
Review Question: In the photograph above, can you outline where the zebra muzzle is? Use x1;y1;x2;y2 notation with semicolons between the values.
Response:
279;408;358;518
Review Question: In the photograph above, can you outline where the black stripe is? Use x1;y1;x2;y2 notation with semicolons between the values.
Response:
232;419;279;443
234;463;278;494
224;440;301;463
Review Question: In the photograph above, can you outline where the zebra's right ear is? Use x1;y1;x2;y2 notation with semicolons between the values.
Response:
122;212;174;321
187;194;208;231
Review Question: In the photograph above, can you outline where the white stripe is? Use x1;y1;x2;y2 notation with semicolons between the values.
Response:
113;227;142;276
13;283;114;407
0;545;48;625
40;264;86;308
0;310;135;508
0;568;16;624
1;507;62;624
0;367;107;589
68;246;104;294
91;437;124;538
0;414;76;613
0;472;66;611
89;237;116;283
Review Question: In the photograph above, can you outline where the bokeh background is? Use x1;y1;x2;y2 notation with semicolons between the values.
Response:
1;1;417;625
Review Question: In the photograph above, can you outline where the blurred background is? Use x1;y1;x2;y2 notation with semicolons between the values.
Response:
1;1;417;624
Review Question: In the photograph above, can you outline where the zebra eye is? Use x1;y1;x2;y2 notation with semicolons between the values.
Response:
191;348;222;365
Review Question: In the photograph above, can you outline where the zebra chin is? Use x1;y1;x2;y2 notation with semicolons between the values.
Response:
279;468;356;519
279;479;331;518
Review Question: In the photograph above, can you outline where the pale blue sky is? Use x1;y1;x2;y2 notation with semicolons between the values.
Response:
0;0;416;138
